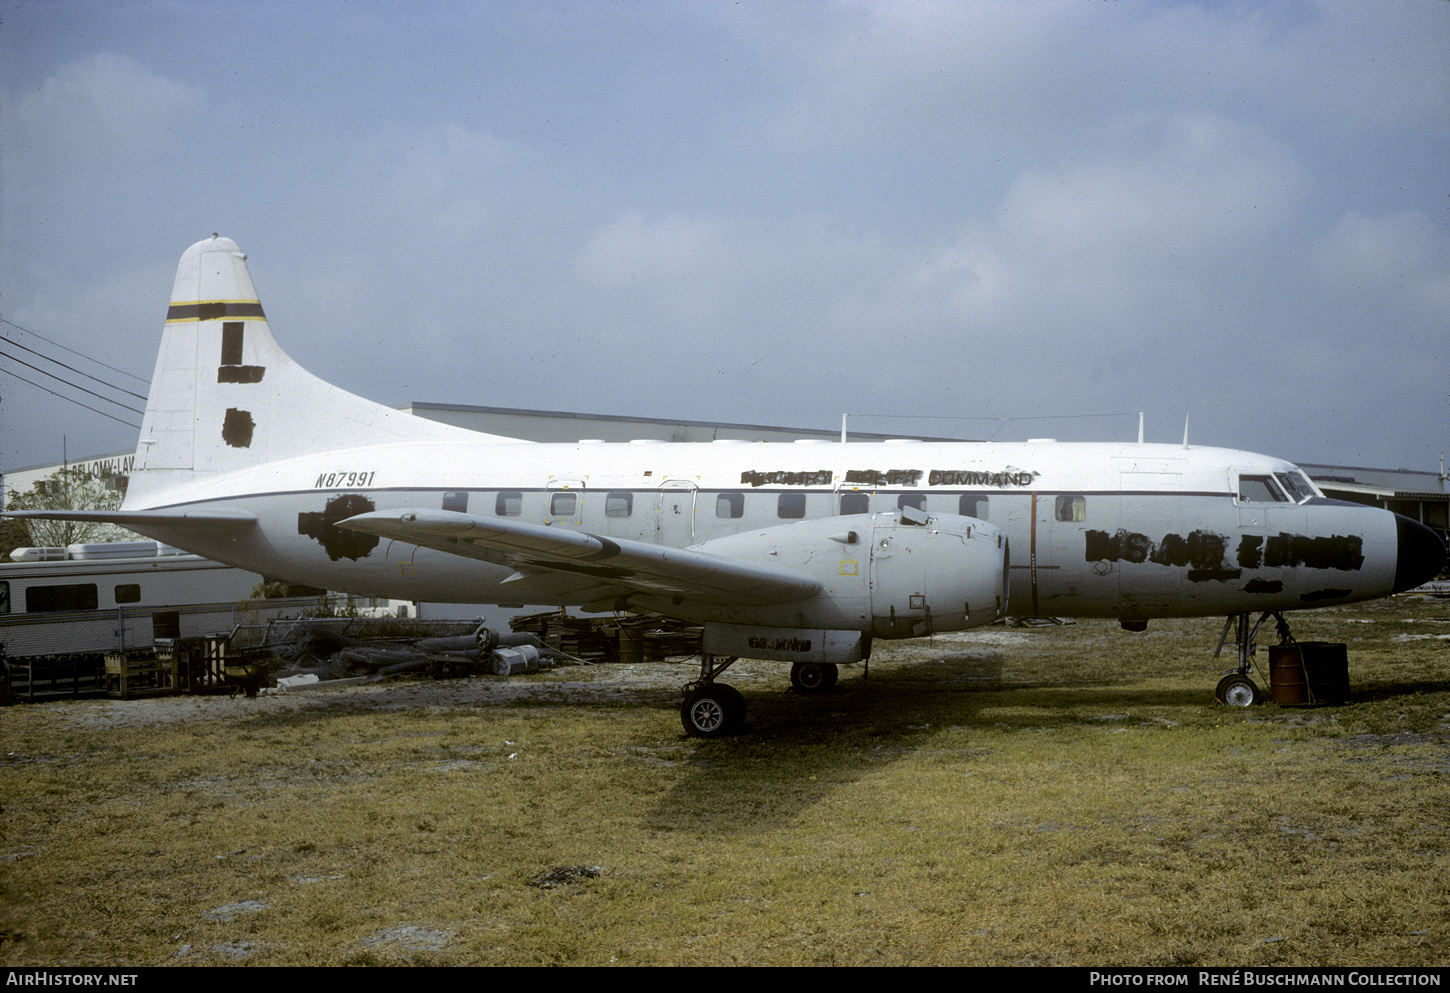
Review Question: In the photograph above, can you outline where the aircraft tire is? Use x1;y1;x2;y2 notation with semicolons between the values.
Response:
681;684;745;737
1215;674;1260;707
790;662;838;692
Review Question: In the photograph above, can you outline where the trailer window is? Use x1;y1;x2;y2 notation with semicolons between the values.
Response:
115;584;141;604
25;583;98;613
0;581;8;614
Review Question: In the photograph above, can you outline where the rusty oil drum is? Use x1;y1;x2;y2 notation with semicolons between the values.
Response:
1269;642;1349;706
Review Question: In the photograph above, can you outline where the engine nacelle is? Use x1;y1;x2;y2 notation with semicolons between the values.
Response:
645;509;1009;645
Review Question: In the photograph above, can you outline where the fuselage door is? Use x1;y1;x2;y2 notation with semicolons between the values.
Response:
1115;457;1185;617
657;480;698;547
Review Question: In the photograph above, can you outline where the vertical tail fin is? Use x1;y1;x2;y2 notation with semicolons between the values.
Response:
127;235;506;506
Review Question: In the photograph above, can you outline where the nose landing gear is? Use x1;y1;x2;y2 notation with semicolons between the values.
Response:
1213;611;1292;706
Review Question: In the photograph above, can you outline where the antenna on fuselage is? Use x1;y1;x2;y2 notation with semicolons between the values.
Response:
1138;412;1144;444
1182;411;1190;448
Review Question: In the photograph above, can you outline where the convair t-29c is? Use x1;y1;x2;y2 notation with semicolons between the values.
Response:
11;236;1443;735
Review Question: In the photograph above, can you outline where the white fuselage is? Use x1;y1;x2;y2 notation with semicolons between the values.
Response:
121;437;1401;622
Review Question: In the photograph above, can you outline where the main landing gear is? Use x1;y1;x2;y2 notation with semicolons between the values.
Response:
679;658;846;737
680;654;746;738
789;661;838;692
1213;611;1293;707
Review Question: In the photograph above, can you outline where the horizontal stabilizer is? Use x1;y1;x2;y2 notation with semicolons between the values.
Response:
3;508;257;531
338;508;822;607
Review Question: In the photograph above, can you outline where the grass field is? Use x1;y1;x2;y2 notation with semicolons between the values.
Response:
2;596;1446;966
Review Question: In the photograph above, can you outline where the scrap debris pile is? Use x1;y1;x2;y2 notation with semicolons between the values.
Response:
252;613;703;689
259;619;558;685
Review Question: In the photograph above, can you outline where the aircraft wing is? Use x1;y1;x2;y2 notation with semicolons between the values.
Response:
338;508;822;608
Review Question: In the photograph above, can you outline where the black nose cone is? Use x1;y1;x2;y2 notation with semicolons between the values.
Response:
1393;514;1446;593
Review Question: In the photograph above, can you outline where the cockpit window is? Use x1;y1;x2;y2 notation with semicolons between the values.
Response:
1275;472;1307;504
1275;470;1318;504
1238;475;1288;503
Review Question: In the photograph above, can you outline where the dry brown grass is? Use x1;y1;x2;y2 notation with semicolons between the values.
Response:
1;596;1446;966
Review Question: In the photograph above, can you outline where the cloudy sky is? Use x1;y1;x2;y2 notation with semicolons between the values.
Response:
2;1;1446;478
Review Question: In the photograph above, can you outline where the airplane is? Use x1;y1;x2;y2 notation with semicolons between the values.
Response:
7;235;1444;735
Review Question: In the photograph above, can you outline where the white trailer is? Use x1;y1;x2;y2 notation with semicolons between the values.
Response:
0;543;272;699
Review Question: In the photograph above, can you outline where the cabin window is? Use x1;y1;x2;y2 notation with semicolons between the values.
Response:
898;494;926;512
550;492;578;517
778;493;806;519
1238;475;1286;503
1055;494;1086;522
840;492;869;515
496;491;522;516
605;492;633;518
25;583;98;613
115;584;141;605
442;491;468;513
716;493;744;519
960;495;987;519
0;581;9;614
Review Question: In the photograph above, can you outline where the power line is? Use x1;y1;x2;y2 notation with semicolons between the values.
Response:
0;366;142;429
0;347;146;416
1;333;149;402
0;317;150;385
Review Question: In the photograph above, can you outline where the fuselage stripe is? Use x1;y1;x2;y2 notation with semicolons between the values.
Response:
166;301;267;323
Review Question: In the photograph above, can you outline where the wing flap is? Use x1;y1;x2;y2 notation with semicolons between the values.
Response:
338;508;821;607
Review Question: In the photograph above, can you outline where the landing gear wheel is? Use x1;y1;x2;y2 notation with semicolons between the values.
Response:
1215;674;1260;707
790;661;838;692
681;683;745;737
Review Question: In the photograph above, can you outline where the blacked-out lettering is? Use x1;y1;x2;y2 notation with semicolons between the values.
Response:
1086;529;1231;574
1264;533;1365;571
845;469;923;487
222;408;254;448
928;469;1037;487
298;493;380;561
1237;535;1264;569
741;470;833;487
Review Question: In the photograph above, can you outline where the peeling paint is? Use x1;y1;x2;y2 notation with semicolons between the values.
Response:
222;408;254;448
298;494;380;561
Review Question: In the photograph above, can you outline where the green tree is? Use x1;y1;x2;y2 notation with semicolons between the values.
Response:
2;467;140;558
